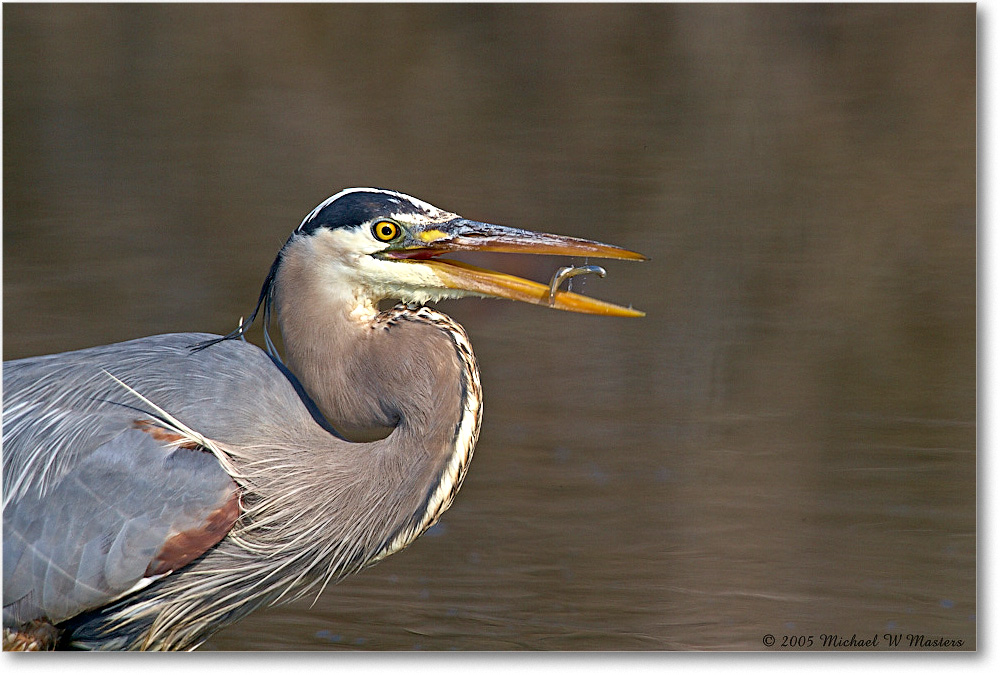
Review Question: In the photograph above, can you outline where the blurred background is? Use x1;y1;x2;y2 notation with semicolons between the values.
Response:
2;4;975;651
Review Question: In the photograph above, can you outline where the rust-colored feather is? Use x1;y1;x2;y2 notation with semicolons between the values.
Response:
146;490;240;576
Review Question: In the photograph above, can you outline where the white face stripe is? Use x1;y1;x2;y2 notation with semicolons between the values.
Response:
297;188;452;232
297;226;480;322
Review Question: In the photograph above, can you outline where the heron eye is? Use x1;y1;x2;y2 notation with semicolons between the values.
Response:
372;220;400;242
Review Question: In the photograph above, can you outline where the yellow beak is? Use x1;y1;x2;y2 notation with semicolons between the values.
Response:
420;258;645;317
387;219;646;317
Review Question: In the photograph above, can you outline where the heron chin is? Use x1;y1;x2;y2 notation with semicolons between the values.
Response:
3;188;645;650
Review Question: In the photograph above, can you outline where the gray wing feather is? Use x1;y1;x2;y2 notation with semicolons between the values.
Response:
2;334;260;627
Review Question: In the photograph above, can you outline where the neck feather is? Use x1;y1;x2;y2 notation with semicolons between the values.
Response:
271;238;483;557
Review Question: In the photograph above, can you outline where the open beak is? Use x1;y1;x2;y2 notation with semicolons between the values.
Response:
383;219;647;317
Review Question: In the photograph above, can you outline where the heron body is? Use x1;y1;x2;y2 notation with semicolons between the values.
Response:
2;188;643;650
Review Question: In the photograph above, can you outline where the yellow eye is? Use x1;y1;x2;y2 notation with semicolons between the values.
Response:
372;220;400;242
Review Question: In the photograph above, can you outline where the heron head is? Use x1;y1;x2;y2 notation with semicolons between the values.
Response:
286;188;645;317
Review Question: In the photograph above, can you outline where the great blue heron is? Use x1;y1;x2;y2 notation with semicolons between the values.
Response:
2;188;644;650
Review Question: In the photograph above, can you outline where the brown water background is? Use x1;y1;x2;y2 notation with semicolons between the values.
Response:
2;4;975;651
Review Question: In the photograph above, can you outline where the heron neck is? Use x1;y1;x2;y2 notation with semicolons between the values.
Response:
272;243;474;445
272;246;483;554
